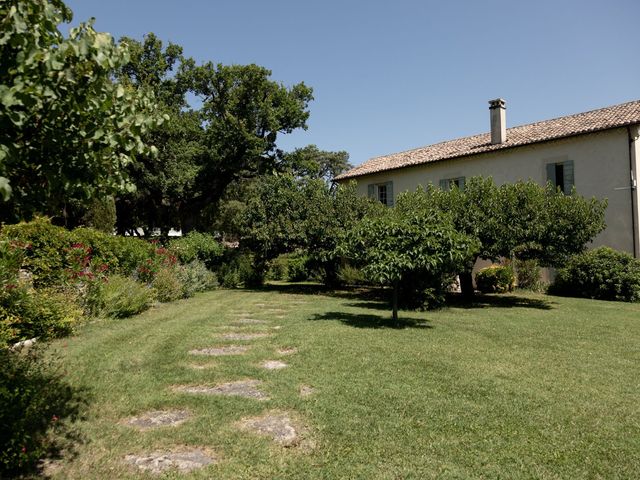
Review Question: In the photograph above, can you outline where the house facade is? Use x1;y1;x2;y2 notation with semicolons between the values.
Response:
336;100;640;258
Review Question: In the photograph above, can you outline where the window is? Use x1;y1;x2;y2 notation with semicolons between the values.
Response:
546;160;574;194
439;176;465;191
367;181;394;207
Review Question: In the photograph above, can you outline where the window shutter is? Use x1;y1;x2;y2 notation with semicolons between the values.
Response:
385;181;394;207
458;176;466;191
367;184;375;199
546;163;556;189
439;179;448;190
563;160;574;194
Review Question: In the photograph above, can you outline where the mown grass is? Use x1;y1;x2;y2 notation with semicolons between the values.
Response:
49;285;640;479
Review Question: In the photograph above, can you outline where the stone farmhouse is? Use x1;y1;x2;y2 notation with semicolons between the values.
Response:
335;99;640;259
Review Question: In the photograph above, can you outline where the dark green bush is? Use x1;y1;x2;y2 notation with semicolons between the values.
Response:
475;265;515;294
0;346;87;477
549;247;640;302
86;275;155;318
0;217;72;287
514;258;543;291
337;263;368;286
176;260;218;298
266;256;288;281
169;232;224;269
287;253;310;282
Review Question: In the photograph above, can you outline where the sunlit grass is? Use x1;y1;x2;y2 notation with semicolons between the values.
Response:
50;285;640;479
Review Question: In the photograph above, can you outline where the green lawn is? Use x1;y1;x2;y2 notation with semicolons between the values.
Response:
49;285;640;479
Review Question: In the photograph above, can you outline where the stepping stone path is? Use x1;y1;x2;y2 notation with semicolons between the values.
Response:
124;410;190;430
238;412;306;447
125;448;215;474
174;380;269;400
233;318;268;325
189;345;249;356
277;347;297;355
261;360;288;370
218;332;269;340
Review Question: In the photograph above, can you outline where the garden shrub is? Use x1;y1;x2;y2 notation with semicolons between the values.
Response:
151;267;184;303
549;247;640;302
266;255;288;281
79;195;117;233
169;232;224;269
514;258;543;291
0;217;72;287
176;260;218;298
475;265;515;293
337;263;367;286
0;346;87;477
87;275;155;318
287;253;310;282
107;236;155;276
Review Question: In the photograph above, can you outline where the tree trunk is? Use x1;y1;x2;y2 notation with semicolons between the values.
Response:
392;280;399;325
459;270;475;299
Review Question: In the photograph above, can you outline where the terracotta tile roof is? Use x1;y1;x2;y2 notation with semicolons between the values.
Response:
335;99;640;181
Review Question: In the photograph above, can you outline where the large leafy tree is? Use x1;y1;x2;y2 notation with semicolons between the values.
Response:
283;144;352;184
0;0;164;223
114;34;202;235
405;178;608;297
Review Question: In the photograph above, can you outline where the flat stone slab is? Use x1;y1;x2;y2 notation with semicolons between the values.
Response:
299;385;315;398
232;318;268;325
189;345;249;356
125;448;215;474
124;410;190;430
261;360;288;370
189;363;216;370
218;332;270;341
277;347;297;355
174;380;269;400
238;412;306;447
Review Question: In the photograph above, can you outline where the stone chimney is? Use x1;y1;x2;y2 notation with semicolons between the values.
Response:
489;98;506;144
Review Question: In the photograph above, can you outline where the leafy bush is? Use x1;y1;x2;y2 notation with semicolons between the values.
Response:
176;260;218;298
218;252;261;288
79;195;116;233
86;275;155;318
514;258;543;291
169;232;224;269
549;247;640;302
151;267;184;303
475;265;515;294
219;264;241;288
337;263;367;286
266;256;288;281
107;236;155;276
0;347;87;477
287;253;310;282
0;217;72;287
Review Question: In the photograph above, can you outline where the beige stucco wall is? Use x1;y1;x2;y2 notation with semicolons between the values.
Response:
348;128;636;255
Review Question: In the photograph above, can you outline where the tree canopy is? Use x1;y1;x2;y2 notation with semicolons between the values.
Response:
0;0;165;224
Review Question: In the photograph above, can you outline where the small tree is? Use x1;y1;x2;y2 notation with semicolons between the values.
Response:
339;205;478;322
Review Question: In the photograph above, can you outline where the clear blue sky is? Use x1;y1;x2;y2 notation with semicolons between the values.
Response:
64;0;640;167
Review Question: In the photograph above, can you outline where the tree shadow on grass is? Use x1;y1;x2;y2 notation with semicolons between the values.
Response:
309;311;432;330
447;293;555;310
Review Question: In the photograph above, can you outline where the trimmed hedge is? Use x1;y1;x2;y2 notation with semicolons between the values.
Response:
549;247;640;302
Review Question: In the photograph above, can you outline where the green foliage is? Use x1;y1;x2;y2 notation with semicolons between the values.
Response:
151;267;184;303
169;231;224;269
218;252;259;288
337;264;368;286
514;258;543;291
550;247;640;302
0;346;87;477
475;265;515;294
1;287;82;344
282;144;352;183
87;275;155;318
0;0;165;222
0;217;72;287
79;196;116;233
287;253;310;282
176;260;218;298
266;256;288;281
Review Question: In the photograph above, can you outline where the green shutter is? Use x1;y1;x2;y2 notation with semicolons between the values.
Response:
367;184;375;199
546;163;556;189
386;181;394;207
563;160;574;194
439;179;448;190
458;176;466;191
